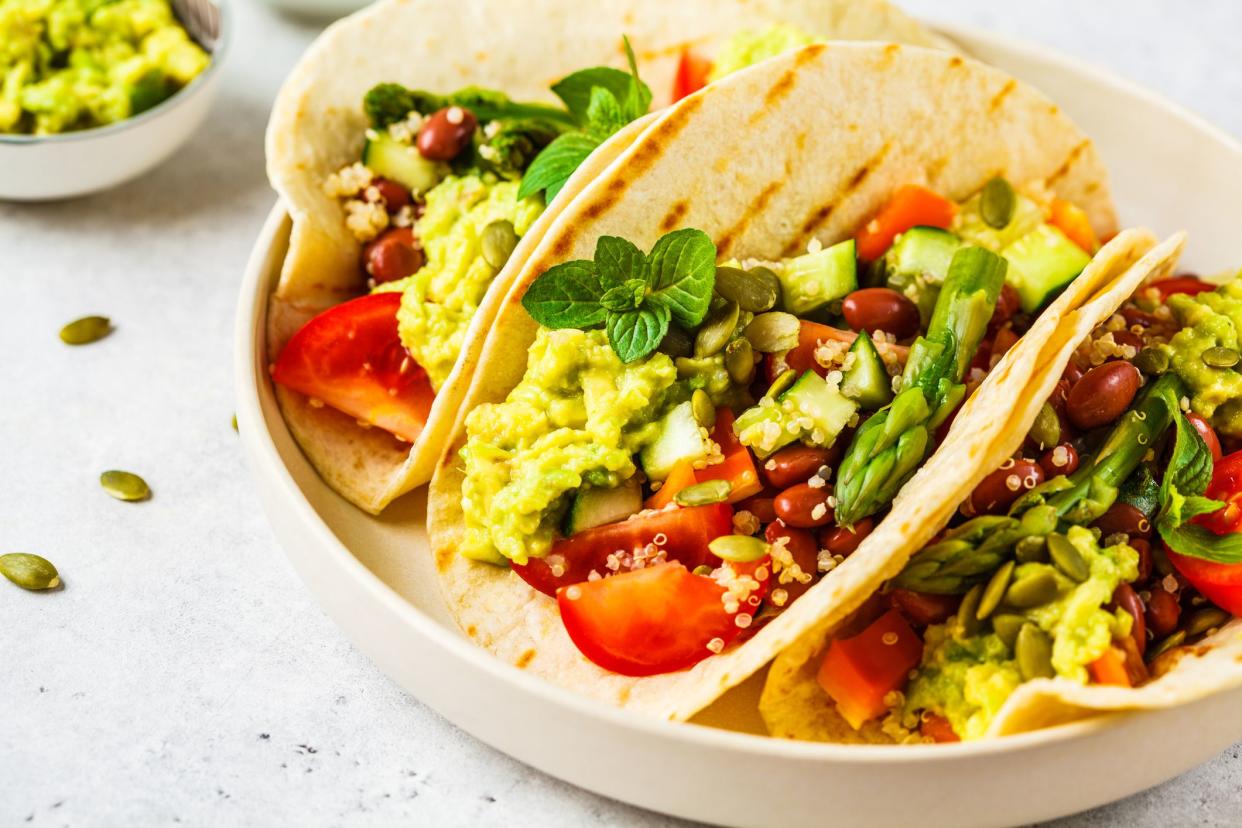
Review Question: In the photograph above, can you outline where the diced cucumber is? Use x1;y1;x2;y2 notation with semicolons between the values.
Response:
362;132;446;195
884;226;961;324
564;477;641;535
639;401;711;481
735;371;858;458
840;332;894;410
1001;224;1092;313
777;239;857;316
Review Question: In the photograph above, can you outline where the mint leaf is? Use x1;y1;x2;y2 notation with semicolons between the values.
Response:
517;133;600;201
594;236;645;289
601;280;645;313
1159;521;1242;564
619;36;653;121
521;260;606;328
644;228;717;328
586;86;627;141
551;67;640;127
607;302;670;363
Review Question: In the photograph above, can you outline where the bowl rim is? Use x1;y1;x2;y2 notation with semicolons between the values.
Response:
234;19;1240;766
0;0;232;146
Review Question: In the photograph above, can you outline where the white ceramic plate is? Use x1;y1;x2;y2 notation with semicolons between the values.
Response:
235;24;1242;828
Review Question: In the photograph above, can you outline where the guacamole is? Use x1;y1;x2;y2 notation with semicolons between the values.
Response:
385;174;543;390
1164;275;1242;436
0;0;210;135
707;24;818;82
904;528;1137;739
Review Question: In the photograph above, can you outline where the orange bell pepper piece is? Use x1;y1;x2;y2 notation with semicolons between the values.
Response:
856;185;957;262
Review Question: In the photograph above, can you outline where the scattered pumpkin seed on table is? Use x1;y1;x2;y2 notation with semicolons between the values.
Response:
0;553;60;590
100;470;151;501
59;315;112;345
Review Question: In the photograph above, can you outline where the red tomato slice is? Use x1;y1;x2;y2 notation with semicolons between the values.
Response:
1167;450;1242;615
817;609;923;729
1147;276;1216;300
697;409;763;502
272;292;433;443
672;47;712;102
856;185;957;262
557;559;769;676
512;502;733;597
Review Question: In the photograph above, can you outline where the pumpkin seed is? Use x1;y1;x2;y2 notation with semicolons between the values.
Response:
1015;623;1055;680
744;311;800;353
691;389;717;429
724;338;756;385
481;220;519;269
976;560;1015;621
676;479;733;507
991;613;1026;649
0;553;60;590
231;414;238;432
100;470;151;502
1148;629;1186;659
715;266;779;313
1027;403;1061;450
1004;569;1059;608
980;177;1017;230
1183;606;1230;638
693;564;715;577
658;324;693;358
695;301;740;358
1014;535;1048;564
1133;347;1169;376
957;584;984;636
1047;533;1089;583
1202;346;1240;369
766;368;798;400
59;315;112;345
708;534;769;563
749;266;783;306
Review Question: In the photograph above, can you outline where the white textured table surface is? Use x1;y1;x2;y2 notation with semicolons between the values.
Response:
3;1;1240;825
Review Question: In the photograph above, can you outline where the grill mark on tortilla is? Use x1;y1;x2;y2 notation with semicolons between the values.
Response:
1047;140;1089;185
786;142;891;253
948;55;964;69
751;46;819;123
989;79;1017;112
659;200;690;232
515;649;536;668
717;179;785;256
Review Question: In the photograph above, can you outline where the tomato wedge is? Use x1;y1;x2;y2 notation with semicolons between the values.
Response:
272;292;434;443
817;609;923;729
1167;450;1242;614
672;47;712;102
1049;198;1099;254
557;558;769;676
1147;275;1216;300
856;185;957;262
512;502;733;597
697;409;763;502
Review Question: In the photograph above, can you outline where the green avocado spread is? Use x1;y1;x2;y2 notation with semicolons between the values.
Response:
903;528;1137;740
1;0;210;134
1164;275;1242;436
707;24;818;82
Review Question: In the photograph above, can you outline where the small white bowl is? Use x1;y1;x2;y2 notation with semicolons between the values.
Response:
0;0;229;201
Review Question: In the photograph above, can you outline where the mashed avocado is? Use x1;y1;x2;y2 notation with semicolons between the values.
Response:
0;0;210;135
904;527;1137;739
707;24;818;82
1164;275;1242;436
386;174;543;390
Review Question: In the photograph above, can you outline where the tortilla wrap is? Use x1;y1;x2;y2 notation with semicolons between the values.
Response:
264;0;954;513
428;42;1122;719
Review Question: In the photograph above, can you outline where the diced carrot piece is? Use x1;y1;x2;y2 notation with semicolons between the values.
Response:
697;409;763;503
1050;198;1099;254
645;459;698;510
856;185;957;262
1088;647;1132;687
817;609;924;729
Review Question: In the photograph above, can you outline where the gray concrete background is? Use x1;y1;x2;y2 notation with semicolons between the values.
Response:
2;0;1239;825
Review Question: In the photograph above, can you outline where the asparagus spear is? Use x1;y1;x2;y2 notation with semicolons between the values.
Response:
895;373;1186;593
834;246;1007;526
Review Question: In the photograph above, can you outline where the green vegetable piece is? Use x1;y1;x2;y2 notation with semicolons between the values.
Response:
709;534;769;563
1015;623;1055;680
676;480;733;507
362;132;445;195
1004;569;1059;608
1149;630;1186;659
1014;535;1049;564
840;331;894;410
100;470;151;502
0;553;60;591
607;302;671;364
1001;224;1091;313
1027;402;1062;451
60;316;112;345
776;239;857;316
1184;606;1230;637
956;584;984;636
1047;533;1089;582
976;560;1015;621
980;177;1017;230
882;226;961;325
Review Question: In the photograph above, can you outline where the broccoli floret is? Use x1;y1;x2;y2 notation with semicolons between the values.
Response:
362;82;417;128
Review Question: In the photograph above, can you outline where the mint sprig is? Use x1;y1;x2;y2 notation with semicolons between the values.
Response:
521;229;717;363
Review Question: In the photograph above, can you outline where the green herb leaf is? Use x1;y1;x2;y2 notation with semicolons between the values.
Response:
1159;521;1242;564
585;86;628;141
1118;463;1161;518
607;302;670;363
521;260;606;328
552;55;650;127
594;236;645;289
601;280;646;313
517;133;600;201
619;36;653;121
643;228;717;328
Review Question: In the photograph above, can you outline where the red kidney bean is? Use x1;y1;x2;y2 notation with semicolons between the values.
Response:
765;521;818;604
761;445;836;489
368;177;411;211
1038;442;1080;479
1093;502;1152;539
417;106;477;161
1121;306;1159;328
363;227;424;283
1187;412;1222;461
1066;361;1141;430
1131;538;1153;582
1145;588;1181;639
1062;361;1086;386
841;288;920;340
1113;329;1144;352
889;589;960;626
737;495;777;524
1111;582;1147;656
988;283;1020;333
968;459;1045;515
773;483;834;528
818;516;874;557
987;326;1020;369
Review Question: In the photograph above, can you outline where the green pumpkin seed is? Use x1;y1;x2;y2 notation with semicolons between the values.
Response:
715;266;779;313
1027;403;1062;451
957;584;984;636
1015;623;1055;680
1047;533;1089;583
976;560;1015;621
1004;569;1059;608
1148;629;1186;659
709;534;769;563
1183;606;1230;638
766;368;799;400
676;479;733;507
695;301;740;358
724;338;756;386
980;177;1017;230
1202;346;1240;369
59;315;112;345
749;266;783;306
0;553;60;590
991;613;1026;649
100;470;151;502
744;312;800;353
231;414;238;433
481;220;519;270
1133;347;1169;376
693;564;715;576
1014;535;1048;564
658;325;693;358
691;389;717;429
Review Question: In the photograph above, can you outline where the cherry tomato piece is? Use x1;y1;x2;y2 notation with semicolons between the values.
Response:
672;47;712;102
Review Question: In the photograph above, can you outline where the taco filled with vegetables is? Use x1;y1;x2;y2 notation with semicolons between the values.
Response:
424;42;1162;719
263;0;951;513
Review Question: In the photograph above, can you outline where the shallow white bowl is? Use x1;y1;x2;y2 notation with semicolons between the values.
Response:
235;24;1242;828
0;1;229;201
